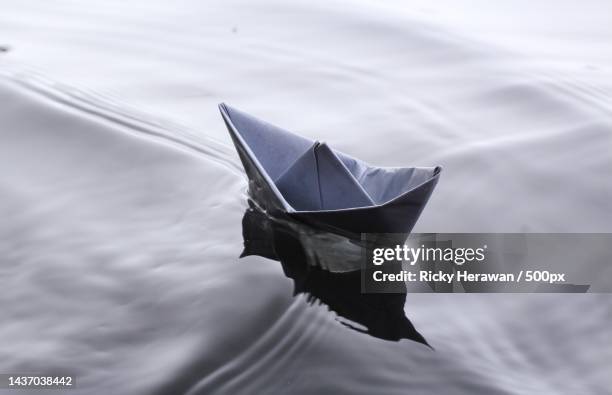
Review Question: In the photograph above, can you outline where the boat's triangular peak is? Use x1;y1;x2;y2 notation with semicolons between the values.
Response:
275;142;375;211
220;103;441;234
221;104;313;181
274;142;321;211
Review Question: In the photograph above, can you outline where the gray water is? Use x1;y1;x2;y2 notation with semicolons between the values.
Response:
1;1;611;394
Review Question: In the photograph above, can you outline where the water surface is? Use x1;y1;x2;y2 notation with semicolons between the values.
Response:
1;1;611;393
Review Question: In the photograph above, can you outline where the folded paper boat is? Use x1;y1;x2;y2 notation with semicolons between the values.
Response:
219;103;441;235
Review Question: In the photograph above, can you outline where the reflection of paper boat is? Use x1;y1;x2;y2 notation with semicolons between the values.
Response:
220;103;441;234
240;204;430;345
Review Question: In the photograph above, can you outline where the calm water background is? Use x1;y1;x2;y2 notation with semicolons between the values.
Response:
1;1;611;393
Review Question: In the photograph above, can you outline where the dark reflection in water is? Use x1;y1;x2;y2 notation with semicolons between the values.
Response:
240;201;429;346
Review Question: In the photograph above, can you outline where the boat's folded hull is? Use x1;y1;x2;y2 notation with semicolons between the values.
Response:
290;176;439;235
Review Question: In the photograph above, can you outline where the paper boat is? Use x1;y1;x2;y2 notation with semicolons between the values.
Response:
219;103;441;235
